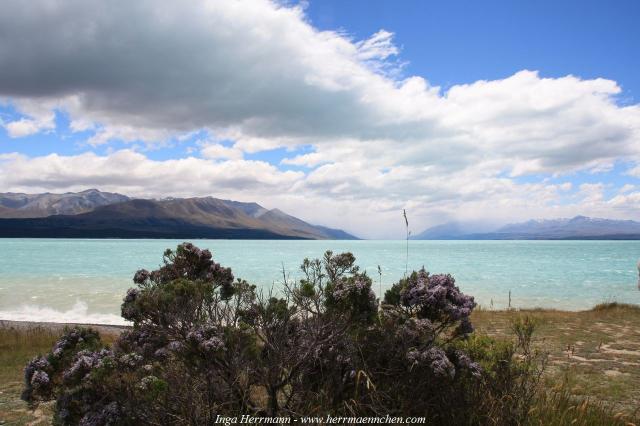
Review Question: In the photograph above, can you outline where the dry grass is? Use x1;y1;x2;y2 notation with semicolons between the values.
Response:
528;388;639;426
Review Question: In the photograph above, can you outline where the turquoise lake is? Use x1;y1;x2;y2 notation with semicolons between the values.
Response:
1;239;639;324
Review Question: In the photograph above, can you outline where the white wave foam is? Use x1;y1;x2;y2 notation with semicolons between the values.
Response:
0;301;128;325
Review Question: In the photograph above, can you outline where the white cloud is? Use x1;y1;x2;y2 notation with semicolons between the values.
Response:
558;182;573;191
5;118;47;138
200;143;244;161
1;99;56;137
628;164;640;177
619;184;636;193
1;0;636;172
578;183;605;204
356;30;399;62
0;150;302;199
0;0;639;236
608;191;640;210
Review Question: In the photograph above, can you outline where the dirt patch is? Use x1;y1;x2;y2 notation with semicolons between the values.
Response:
600;344;640;357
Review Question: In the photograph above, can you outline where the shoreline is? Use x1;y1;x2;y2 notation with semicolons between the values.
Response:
0;319;128;335
2;302;638;332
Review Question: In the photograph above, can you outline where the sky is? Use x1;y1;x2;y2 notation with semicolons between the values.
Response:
0;0;639;239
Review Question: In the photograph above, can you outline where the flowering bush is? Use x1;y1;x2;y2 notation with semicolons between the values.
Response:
325;274;378;323
22;327;103;403
23;243;543;425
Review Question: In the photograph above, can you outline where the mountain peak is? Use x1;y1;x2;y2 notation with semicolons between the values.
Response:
569;215;589;221
0;189;129;218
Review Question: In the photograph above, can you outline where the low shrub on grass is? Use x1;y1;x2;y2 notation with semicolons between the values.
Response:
528;387;640;426
591;302;640;312
23;242;550;425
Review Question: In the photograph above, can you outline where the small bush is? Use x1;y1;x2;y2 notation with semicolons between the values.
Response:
24;243;549;425
528;387;639;426
591;302;640;312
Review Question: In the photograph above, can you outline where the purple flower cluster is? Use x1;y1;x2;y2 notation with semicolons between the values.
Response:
116;327;166;358
51;327;100;358
30;370;50;390
132;269;150;285
118;352;143;369
22;357;52;400
132;242;234;289
153;340;185;359
455;317;475;336
77;401;121;426
330;276;378;319
126;243;237;323
400;269;476;328
123;288;139;303
311;342;351;365
63;349;113;384
453;350;483;378
396;318;435;343
22;328;104;403
333;277;370;300
343;369;357;383
186;327;226;354
306;338;357;385
121;288;141;320
24;356;50;380
137;375;161;391
166;340;185;352
407;347;456;379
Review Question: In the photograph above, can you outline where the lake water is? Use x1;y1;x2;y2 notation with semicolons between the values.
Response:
1;239;639;325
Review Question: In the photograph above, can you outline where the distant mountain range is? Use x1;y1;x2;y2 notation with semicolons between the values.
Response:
4;190;637;240
411;221;492;240
0;189;129;218
413;216;640;240
0;189;357;239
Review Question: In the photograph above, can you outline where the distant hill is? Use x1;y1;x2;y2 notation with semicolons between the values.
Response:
411;222;491;240
413;216;640;240
490;216;640;239
0;189;129;218
0;190;357;240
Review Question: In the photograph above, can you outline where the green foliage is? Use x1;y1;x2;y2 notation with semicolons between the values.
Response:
383;282;402;305
511;314;538;355
383;272;412;305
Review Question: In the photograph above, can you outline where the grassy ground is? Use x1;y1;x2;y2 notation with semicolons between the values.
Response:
1;305;639;425
472;302;640;416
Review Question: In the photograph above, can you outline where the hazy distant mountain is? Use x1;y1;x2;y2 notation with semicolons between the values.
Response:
0;189;129;218
413;216;640;240
411;222;491;240
492;216;640;239
0;191;357;240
